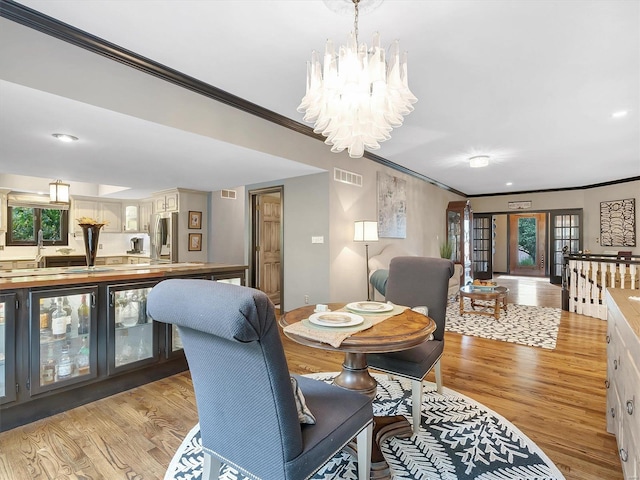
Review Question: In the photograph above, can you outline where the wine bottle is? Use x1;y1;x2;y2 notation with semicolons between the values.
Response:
41;344;56;385
76;337;90;375
57;342;73;380
77;294;90;335
51;298;69;340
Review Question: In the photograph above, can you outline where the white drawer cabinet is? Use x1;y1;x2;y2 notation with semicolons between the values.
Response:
606;288;640;480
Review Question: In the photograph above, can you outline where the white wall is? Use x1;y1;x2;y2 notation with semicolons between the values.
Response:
493;215;508;272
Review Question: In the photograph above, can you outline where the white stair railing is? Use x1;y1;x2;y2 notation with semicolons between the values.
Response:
565;255;638;320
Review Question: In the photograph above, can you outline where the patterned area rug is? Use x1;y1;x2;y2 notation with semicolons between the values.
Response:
165;374;564;480
446;300;561;349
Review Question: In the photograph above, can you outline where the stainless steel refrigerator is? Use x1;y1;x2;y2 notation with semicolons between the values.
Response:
150;212;178;263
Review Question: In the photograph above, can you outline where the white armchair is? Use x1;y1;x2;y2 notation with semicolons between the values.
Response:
448;264;463;298
368;245;463;301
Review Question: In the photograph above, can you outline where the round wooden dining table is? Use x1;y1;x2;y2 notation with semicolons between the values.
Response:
280;303;436;478
280;303;436;397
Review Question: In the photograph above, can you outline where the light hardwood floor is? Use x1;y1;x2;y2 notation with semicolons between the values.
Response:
0;276;623;479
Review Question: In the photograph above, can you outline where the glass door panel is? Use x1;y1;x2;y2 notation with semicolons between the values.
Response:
30;287;98;395
0;293;16;404
108;282;158;373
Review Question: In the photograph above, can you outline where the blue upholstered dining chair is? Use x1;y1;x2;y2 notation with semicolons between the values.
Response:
147;279;373;480
366;256;454;432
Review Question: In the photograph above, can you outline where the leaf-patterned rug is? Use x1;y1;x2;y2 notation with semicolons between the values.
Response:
165;374;565;480
445;301;561;350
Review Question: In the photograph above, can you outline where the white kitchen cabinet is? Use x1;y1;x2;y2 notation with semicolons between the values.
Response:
123;204;139;232
72;198;122;234
99;202;122;233
73;199;98;232
122;200;152;233
14;260;37;269
153;191;179;213
138;201;153;233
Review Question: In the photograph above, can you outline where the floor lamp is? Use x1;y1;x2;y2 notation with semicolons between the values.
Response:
354;220;379;301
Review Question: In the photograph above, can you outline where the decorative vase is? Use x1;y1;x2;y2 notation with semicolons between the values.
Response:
79;223;105;268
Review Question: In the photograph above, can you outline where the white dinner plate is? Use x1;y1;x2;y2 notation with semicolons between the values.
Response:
309;311;364;327
345;301;394;313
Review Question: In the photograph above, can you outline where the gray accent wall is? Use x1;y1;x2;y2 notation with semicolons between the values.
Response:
209;186;246;264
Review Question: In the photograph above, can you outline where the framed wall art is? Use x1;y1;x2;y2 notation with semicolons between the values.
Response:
377;171;407;238
600;198;636;247
188;233;202;251
189;211;202;229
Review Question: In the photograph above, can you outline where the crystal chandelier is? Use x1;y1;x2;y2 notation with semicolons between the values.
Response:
298;0;417;158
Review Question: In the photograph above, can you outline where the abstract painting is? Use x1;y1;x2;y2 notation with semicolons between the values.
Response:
377;172;407;238
600;198;636;247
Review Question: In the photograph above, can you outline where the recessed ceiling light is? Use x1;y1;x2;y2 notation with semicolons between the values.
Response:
506;182;513;186
611;110;628;118
52;133;79;142
469;155;490;168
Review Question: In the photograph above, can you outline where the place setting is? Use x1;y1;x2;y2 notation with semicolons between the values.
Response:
282;301;408;348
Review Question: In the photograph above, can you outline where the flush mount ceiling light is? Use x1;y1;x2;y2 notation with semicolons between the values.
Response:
469;155;490;168
611;110;628;118
49;179;70;204
52;133;78;143
298;0;417;158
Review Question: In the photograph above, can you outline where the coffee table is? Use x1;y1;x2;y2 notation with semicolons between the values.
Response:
459;285;509;319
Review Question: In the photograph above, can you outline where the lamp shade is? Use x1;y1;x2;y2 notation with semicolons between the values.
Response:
49;180;70;204
354;221;379;242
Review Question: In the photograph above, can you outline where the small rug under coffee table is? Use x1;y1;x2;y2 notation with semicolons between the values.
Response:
446;301;561;349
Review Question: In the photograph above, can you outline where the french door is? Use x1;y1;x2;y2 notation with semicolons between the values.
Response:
472;214;493;279
549;209;583;284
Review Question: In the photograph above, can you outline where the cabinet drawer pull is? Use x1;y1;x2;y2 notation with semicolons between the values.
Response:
626;400;634;415
614;359;618;370
611;407;616;418
606;334;610;344
620;448;628;462
604;379;610;389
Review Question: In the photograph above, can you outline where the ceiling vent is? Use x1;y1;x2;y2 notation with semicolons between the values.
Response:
334;167;363;187
221;189;237;200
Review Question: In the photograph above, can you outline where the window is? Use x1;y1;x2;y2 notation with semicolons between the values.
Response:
6;206;69;246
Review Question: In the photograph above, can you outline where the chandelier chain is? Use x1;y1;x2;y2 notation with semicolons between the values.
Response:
353;0;360;44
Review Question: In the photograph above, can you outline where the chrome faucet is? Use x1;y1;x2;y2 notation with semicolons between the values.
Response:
35;229;45;267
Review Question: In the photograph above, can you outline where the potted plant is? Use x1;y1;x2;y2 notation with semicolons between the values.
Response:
439;241;453;260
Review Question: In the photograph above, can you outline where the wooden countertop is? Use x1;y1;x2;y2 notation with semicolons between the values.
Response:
607;288;640;337
0;263;247;290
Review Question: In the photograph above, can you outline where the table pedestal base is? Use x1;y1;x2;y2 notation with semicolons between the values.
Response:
333;352;378;398
334;353;413;479
345;415;413;479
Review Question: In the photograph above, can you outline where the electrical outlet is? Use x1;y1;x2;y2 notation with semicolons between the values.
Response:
99;244;103;249
304;295;309;304
0;245;4;250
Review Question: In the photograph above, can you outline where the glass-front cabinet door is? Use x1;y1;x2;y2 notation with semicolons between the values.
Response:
167;324;183;357
29;286;98;395
446;200;473;284
1;293;16;404
108;282;158;373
